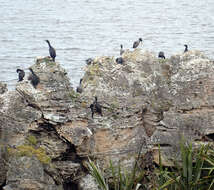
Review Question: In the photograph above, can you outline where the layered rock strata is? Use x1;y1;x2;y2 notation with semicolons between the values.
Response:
0;50;214;189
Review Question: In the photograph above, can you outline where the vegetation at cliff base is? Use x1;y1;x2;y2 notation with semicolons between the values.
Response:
88;141;214;190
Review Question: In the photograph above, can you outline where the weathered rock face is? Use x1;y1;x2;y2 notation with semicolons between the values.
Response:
0;57;75;190
76;49;214;166
16;57;73;124
0;82;7;94
0;83;7;186
0;50;214;189
4;156;62;190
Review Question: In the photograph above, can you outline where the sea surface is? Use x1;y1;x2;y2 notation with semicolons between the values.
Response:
0;0;214;90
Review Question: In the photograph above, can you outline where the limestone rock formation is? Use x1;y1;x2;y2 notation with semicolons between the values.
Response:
79;49;214;166
4;156;62;190
0;50;214;189
0;83;8;186
0;82;7;94
0;57;75;190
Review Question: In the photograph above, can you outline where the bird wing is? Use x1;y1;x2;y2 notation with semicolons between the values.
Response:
133;41;138;48
20;71;25;78
49;47;56;58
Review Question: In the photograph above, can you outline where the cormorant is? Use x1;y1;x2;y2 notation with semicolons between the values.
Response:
16;69;25;82
158;51;165;59
86;58;93;65
45;40;56;62
133;38;142;49
90;96;103;118
120;44;125;55
116;57;124;64
184;44;188;53
76;78;83;93
28;68;40;89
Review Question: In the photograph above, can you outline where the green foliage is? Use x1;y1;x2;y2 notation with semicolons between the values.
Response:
88;158;109;190
88;143;145;190
88;140;214;190
201;146;214;190
157;140;214;190
88;159;144;190
109;160;144;190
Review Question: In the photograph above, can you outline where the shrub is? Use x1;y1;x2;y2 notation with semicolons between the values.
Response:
158;141;214;190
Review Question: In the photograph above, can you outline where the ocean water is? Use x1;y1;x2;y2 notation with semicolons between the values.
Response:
0;0;214;89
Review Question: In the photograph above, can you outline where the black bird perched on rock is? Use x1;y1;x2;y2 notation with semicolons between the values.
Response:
16;69;25;82
86;58;94;65
76;78;83;93
116;57;124;64
158;51;165;59
28;68;40;89
120;44;125;55
133;38;142;49
184;44;188;53
90;96;103;118
45;40;56;62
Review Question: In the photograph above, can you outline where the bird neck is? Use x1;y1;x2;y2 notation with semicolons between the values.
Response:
47;41;51;48
30;69;35;75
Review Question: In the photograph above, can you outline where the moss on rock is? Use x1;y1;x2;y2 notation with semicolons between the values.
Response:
27;135;37;146
8;135;51;165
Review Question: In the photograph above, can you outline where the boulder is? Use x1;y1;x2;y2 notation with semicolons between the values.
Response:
3;156;63;190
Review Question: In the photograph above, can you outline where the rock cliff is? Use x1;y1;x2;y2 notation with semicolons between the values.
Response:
0;50;214;189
